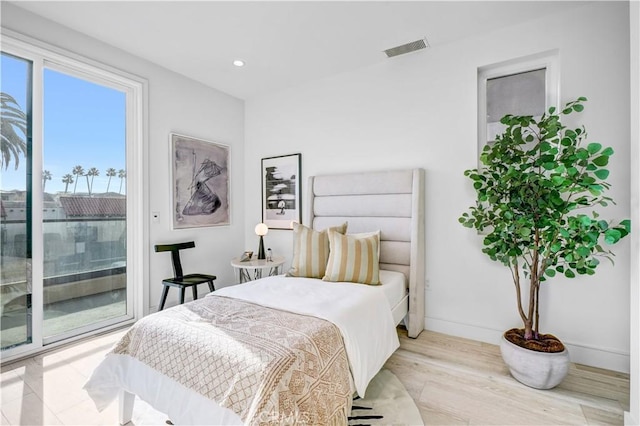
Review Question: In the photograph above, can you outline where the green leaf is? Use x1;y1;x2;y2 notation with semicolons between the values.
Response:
593;156;609;167
579;216;592;227
594;169;610;179
576;246;591;257
573;104;584;112
587;142;602;154
540;141;552;152
620;219;631;233
601;147;614;156
564;269;576;278
519;228;532;237
604;229;622;244
576;149;589;160
545;268;556;278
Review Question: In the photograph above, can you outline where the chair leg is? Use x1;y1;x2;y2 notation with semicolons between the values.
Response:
159;285;169;311
179;287;185;304
192;285;198;301
208;280;215;292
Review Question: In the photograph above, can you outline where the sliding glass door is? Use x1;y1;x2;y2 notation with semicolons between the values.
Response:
1;35;143;356
0;53;33;350
41;67;129;342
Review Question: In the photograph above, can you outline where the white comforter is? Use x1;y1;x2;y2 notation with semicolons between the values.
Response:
85;275;399;424
214;275;400;396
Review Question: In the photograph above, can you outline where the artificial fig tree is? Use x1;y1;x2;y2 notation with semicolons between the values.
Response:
459;97;630;349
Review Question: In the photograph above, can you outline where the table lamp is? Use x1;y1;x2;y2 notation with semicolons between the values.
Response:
255;223;269;259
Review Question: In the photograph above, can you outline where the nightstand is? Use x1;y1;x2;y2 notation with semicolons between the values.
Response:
230;255;286;283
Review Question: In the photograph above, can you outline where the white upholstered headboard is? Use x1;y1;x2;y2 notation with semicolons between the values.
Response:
307;168;425;338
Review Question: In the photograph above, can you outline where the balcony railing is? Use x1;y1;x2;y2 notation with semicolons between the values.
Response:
1;218;127;348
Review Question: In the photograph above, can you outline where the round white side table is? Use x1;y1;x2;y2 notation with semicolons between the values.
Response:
230;255;286;283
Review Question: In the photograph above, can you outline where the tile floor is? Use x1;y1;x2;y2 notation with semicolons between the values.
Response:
0;328;166;426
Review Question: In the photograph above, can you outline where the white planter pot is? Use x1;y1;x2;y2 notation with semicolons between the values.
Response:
499;335;570;389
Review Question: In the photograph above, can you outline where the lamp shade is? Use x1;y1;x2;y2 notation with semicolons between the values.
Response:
255;223;269;236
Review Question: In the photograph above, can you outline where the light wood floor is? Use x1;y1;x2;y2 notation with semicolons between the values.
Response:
0;327;630;425
387;328;630;425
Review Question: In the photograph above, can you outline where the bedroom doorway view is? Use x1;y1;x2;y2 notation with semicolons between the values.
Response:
1;47;135;355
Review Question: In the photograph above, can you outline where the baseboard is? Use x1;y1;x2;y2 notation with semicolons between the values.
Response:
625;411;639;426
425;316;630;373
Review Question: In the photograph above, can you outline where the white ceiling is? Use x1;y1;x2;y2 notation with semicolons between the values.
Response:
11;1;588;100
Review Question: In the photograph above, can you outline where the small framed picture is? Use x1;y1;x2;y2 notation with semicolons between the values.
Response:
261;153;301;230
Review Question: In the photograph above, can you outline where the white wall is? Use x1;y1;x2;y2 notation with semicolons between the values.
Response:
244;2;632;372
626;0;639;423
2;4;246;314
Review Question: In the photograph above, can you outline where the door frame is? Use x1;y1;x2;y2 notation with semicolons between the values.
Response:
0;30;148;362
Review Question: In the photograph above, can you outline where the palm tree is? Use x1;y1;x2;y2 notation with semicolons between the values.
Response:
62;174;74;193
42;170;52;192
118;169;126;194
1;92;27;170
72;165;84;193
87;167;99;195
105;167;116;193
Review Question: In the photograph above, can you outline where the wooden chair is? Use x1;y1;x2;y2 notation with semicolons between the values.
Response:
154;241;216;310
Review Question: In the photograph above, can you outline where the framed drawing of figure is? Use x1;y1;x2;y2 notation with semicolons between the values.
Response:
171;133;230;229
261;153;301;230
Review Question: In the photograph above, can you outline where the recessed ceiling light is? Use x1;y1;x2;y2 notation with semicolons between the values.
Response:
233;59;245;67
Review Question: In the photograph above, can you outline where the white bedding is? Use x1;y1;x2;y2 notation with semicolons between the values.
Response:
213;274;400;396
85;275;400;424
378;269;408;309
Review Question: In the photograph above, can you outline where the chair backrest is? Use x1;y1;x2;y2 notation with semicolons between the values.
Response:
154;241;196;279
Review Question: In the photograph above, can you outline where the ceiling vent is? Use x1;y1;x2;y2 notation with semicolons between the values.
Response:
383;38;429;58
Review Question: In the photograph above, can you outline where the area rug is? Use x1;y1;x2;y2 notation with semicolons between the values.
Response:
349;368;424;426
129;368;423;425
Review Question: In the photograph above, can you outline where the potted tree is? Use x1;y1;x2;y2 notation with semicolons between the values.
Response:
459;97;630;389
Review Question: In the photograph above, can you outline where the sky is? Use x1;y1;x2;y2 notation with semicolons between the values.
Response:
1;52;126;194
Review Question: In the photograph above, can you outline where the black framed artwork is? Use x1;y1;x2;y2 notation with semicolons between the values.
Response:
261;153;301;229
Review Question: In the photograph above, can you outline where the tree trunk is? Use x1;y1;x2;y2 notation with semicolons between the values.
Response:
523;319;534;340
534;281;540;339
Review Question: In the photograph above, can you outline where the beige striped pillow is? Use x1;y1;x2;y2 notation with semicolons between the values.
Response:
323;229;381;285
286;222;348;278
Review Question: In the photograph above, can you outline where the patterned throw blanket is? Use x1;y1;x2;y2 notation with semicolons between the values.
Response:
111;295;352;425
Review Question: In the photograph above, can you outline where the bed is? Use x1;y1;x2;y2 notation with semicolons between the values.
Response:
84;168;425;425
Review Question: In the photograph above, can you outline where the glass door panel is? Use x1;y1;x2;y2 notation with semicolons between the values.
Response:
42;67;127;340
0;53;33;350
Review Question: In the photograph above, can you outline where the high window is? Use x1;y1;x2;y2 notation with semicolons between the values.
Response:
478;50;559;156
